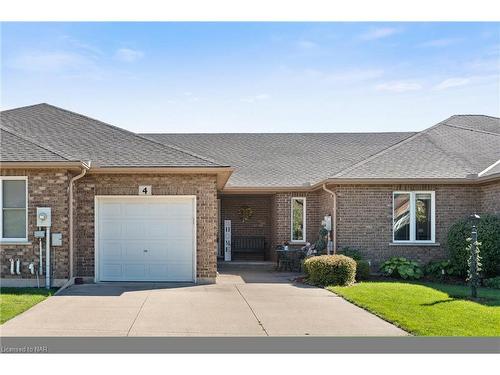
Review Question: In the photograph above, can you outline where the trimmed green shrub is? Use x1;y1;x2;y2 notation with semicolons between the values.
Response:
304;255;356;286
483;276;500;289
380;257;423;279
338;247;363;261
356;260;371;281
338;247;370;280
423;260;460;279
447;214;500;277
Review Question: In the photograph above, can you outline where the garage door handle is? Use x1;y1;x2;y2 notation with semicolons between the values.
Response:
143;249;148;253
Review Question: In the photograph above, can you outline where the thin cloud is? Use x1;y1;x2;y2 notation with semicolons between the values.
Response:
115;48;144;62
241;93;271;103
433;77;471;90
418;38;462;48
360;27;399;41
303;68;384;83
375;81;422;93
7;50;94;73
296;39;319;50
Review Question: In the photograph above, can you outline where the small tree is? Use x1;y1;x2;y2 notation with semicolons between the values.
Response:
314;226;328;254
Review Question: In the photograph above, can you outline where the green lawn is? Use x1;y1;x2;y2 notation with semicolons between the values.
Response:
0;288;54;324
328;281;500;336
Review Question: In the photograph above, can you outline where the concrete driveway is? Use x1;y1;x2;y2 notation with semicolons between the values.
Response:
0;264;407;336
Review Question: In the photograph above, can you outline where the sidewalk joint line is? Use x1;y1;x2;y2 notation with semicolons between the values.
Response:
127;291;150;336
234;285;269;336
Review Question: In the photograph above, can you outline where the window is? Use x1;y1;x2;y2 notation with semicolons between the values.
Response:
393;191;435;243
291;197;306;242
1;177;28;241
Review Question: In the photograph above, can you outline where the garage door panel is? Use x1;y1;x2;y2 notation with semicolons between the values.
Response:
97;197;195;282
166;240;193;261
167;264;193;281
146;222;169;238
165;201;193;218
100;241;123;260
166;219;194;238
100;220;123;239
102;264;122;278
123;264;147;278
100;202;123;218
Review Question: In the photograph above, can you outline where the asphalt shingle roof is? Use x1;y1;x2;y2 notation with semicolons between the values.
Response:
334;116;500;180
2;103;498;187
141;132;415;187
0;127;70;162
0;103;224;168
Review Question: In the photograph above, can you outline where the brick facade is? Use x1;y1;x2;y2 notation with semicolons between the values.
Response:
268;191;325;260
0;169;72;284
480;181;500;215
331;183;481;267
74;173;218;281
2;166;499;284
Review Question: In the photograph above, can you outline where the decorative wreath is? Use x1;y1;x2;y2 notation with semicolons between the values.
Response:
238;205;254;223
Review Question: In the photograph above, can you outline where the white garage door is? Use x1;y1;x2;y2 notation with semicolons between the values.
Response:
96;196;196;282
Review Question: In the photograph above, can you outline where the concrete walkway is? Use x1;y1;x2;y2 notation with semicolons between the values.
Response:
1;264;407;336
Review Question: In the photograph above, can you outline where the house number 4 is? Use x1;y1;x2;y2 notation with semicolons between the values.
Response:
139;185;152;195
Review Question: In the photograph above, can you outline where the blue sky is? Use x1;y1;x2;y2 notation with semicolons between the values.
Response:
1;22;499;133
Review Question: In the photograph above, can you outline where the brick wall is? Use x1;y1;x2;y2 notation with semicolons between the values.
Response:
0;169;72;282
220;195;272;259
74;173;218;281
269;191;326;260
330;183;479;267
480;181;500;215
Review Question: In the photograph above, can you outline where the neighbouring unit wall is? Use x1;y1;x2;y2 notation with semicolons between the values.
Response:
0;169;72;285
331;183;480;268
480;180;500;215
74;173;218;281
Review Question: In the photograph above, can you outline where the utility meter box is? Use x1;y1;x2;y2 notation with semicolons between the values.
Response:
51;233;62;246
36;207;52;227
322;215;332;231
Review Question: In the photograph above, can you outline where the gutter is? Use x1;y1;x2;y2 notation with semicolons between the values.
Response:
68;161;91;280
322;184;337;255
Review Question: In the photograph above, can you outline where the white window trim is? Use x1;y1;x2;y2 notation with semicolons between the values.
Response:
290;197;306;243
392;191;435;244
0;176;29;243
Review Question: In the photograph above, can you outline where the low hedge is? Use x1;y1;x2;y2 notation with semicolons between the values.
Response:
338;247;371;281
304;255;356;286
356;260;371;281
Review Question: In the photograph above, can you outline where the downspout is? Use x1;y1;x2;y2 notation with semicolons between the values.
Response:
68;163;90;279
322;184;337;254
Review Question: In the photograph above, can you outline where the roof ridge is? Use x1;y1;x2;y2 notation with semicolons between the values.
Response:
331;117;454;178
450;114;500;120
0;124;75;161
141;131;417;136
478;159;500;177
442;123;500;137
36;103;226;167
0;103;51;113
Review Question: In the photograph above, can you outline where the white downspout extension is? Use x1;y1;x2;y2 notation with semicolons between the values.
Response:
68;163;89;280
45;226;51;288
322;184;337;255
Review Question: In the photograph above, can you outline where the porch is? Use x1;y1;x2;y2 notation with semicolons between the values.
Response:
218;195;273;261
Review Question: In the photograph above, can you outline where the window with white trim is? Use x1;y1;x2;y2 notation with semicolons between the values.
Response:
291;197;306;242
0;177;28;241
393;191;435;243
